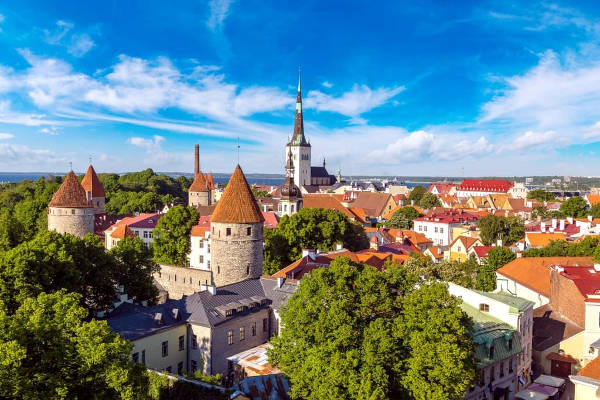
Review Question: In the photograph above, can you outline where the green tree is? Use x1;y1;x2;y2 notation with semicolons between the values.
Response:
418;192;441;209
109;237;160;305
268;258;474;400
385;206;422;229
262;208;369;274
153;205;199;266
475;247;516;291
0;291;148;399
0;209;23;251
477;215;524;246
591;203;600;219
559;196;589;217
486;247;516;271
527;189;554;202
408;186;426;205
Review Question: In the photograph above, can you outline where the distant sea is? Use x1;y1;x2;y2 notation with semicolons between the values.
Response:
0;173;430;189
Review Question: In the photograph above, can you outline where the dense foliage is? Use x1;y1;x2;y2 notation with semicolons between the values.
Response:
262;208;369;275
153;205;199;266
0;291;149;399
527;189;555;202
477;215;524;246
407;186;426;205
269;257;475;400
522;236;600;261
385;206;423;229
418;192;441;209
559;196;589;218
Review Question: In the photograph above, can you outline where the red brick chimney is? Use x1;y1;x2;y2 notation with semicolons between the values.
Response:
194;144;200;176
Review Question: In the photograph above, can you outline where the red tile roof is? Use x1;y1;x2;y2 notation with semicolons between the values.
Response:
111;212;162;229
526;232;567;247
189;172;211;192
414;210;477;224
472;245;493;258
81;165;105;197
111;224;136;239
211;165;264;224
261;211;280;229
457;179;513;193
303;194;355;219
349;192;395;217
428;183;457;194
560;266;600;303
577;355;600;380
48;171;91;208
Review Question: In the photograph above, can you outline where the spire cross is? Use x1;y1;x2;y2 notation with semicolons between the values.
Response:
89;155;92;165
69;161;72;171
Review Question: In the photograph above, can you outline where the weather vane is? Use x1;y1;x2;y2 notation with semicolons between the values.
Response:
237;136;240;165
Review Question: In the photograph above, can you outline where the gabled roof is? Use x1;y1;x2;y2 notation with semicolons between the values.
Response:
262;211;280;229
526;232;566;247
587;195;600;207
577;354;600;380
211;165;264;224
109;212;162;230
310;166;331;178
457;179;513;193
49;171;91;208
471;245;493;258
111;224;136;239
302;194;355;219
189;172;210;192
426;246;444;259
497;257;593;297
450;235;481;251
349;192;395;217
81;165;105;197
428;183;457;194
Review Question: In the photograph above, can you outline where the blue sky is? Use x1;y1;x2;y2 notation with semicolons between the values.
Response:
1;1;600;175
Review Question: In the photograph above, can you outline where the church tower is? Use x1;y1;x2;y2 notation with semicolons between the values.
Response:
47;171;95;238
278;148;302;216
286;71;311;188
81;165;105;214
210;165;264;287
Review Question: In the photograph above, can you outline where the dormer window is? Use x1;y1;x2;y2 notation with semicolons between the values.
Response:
479;303;489;312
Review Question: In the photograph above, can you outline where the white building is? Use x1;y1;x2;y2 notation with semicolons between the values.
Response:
188;225;211;270
413;210;477;246
508;182;529;199
104;212;162;249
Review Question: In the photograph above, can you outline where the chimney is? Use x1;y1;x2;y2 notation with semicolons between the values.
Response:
302;249;316;259
276;277;284;288
589;215;593;222
551;218;557;229
560;219;565;231
207;285;216;295
567;217;573;224
336;243;343;250
594;263;600;272
194;144;200;176
496;239;502;247
540;222;546;232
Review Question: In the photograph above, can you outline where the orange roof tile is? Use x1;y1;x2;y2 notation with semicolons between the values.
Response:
588;195;600;207
497;257;592;297
451;235;481;250
526;232;567;247
303;194;355;219
578;355;600;380
211;165;264;224
348;207;368;223
48;171;91;208
395;230;432;245
190;225;210;237
111;224;136;239
426;246;444;259
189;172;210;192
80;165;105;197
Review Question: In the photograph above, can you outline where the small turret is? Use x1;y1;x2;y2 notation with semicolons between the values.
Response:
81;165;105;214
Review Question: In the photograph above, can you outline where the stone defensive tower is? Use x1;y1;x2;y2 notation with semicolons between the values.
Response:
188;144;215;207
210;165;264;287
81;164;105;214
47;171;95;238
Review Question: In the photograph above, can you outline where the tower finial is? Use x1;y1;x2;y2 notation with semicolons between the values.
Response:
69;161;73;171
298;66;301;93
237;136;240;165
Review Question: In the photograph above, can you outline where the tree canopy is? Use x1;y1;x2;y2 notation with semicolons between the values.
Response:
477;215;524;246
262;208;369;275
408;186;426;205
523;236;600;258
559;196;589;218
153;205;199;266
418;192;441;209
527;189;554;202
268;257;475;400
0;291;149;399
385;206;423;229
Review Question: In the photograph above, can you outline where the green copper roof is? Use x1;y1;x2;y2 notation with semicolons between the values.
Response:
461;303;523;368
475;290;534;313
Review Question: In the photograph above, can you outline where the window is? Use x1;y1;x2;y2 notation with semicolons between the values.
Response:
227;330;233;345
179;335;184;351
240;327;245;341
251;322;257;336
191;360;198;373
490;366;495;382
246;264;250;275
457;246;462;252
423;226;427;232
177;362;183;375
207;261;211;269
208;244;210;253
226;228;231;236
500;362;504;377
508;338;513;351
247;227;252;236
135;230;139;236
199;255;204;263
192;334;198;349
479;303;489;312
489;346;494;360
509;359;513;373
166;366;172;373
440;227;444;233
434;227;438;233
162;341;168;357
217;265;220;274
143;231;148;238
132;352;139;363
149;231;153;239
71;209;75;215
112;240;115;246
263;318;268;333
199;241;204;248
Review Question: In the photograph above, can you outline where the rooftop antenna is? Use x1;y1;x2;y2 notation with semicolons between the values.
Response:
89;155;92;165
237;136;240;165
69;161;73;171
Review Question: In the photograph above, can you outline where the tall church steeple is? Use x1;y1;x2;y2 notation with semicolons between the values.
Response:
286;69;312;188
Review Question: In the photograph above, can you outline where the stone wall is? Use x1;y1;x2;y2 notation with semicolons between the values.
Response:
210;222;263;287
189;191;211;207
550;269;585;327
47;207;94;238
155;264;213;299
91;196;105;214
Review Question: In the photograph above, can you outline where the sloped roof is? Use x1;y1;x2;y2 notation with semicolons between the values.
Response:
450;235;481;250
350;192;395;217
497;256;592;297
190;225;210;237
211;165;264;224
458;179;513;193
302;194;355;219
81;165;105;197
189;172;210;192
577;354;600;380
426;246;444;259
526;232;566;247
471;245;493;258
111;224;136;239
587;195;600;207
48;171;91;208
109;213;162;230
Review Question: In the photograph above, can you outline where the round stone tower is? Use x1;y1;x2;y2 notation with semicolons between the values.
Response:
188;144;214;207
81;164;105;214
210;165;264;287
47;170;95;238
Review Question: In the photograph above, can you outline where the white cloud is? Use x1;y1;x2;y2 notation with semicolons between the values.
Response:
68;33;95;57
322;81;333;88
127;135;165;151
511;130;558;150
0;143;60;164
306;84;404;121
0;133;13;139
207;0;234;31
43;20;73;44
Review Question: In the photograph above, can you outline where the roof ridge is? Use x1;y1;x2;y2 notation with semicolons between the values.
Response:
211;165;264;224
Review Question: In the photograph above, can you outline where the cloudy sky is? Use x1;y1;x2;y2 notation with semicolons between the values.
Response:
1;1;600;175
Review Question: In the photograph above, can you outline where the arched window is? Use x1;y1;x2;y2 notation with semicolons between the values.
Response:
246;263;250;275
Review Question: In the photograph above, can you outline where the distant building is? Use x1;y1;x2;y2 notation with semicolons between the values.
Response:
277;148;302;216
104;212;162;249
413;210;477;246
456;179;513;198
188;144;215;207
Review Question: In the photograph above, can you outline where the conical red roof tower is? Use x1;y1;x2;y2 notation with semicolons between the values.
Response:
211;165;264;224
81;165;105;197
49;171;91;208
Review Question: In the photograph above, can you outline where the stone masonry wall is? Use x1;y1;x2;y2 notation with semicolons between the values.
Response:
47;207;94;238
550;269;585;327
91;196;105;214
154;264;213;299
189;191;211;207
210;222;263;287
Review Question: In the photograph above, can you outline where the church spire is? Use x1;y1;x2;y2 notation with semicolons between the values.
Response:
289;68;309;147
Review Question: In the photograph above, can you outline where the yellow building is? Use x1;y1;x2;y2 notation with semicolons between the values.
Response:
448;236;482;262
